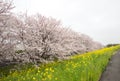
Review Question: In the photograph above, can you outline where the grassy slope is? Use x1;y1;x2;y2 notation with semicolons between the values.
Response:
0;45;120;81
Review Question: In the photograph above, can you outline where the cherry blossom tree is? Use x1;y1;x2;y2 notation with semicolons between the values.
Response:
0;0;16;66
0;0;103;65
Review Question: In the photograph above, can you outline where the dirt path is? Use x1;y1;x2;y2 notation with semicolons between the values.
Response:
99;50;120;81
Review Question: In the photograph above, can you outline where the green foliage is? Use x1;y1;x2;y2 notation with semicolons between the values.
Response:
106;44;120;47
0;45;120;81
0;64;15;78
15;50;24;54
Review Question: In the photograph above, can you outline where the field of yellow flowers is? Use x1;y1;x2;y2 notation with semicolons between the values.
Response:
0;45;120;81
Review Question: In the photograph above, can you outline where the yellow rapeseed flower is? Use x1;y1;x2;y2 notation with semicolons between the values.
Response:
47;74;52;80
33;77;36;80
45;68;49;71
38;70;40;73
55;78;58;80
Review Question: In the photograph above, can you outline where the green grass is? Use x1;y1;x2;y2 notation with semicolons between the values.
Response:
0;45;120;81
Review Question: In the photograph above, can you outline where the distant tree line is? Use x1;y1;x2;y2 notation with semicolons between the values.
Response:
106;44;120;47
0;0;103;66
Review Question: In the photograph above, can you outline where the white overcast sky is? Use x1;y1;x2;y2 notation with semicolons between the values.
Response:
12;0;120;45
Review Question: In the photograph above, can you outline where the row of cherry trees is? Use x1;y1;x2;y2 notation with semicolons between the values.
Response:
0;0;103;65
